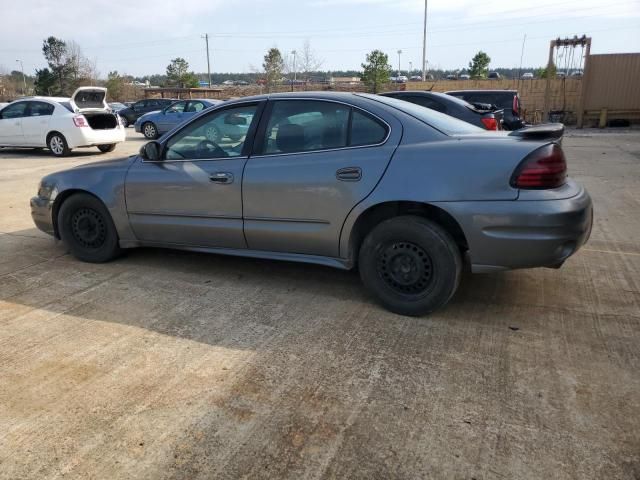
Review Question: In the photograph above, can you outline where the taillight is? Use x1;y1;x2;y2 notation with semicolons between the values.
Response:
481;116;498;130
73;115;89;127
513;96;519;116
511;143;567;189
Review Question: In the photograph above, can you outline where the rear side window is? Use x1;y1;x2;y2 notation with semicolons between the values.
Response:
0;102;28;119
28;101;55;116
263;100;350;154
350;110;387;146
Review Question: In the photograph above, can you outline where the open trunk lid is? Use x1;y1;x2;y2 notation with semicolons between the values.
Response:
69;87;109;113
508;123;564;141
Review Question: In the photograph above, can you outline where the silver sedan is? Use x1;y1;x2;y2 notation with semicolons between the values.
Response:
31;92;592;316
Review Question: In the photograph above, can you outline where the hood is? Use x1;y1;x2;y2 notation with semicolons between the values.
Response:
69;87;108;113
137;110;162;121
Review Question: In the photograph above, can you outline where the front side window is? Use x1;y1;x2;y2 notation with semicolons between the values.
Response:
0;102;28;119
262;100;350;154
166;101;186;114
28;101;55;116
164;103;258;160
133;101;146;111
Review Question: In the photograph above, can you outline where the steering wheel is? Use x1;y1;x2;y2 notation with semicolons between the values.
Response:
196;139;228;158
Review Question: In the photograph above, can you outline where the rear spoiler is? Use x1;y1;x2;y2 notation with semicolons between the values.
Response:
509;123;564;140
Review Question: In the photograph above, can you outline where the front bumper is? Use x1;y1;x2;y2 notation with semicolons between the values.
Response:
441;185;593;273
30;196;55;237
134;122;142;133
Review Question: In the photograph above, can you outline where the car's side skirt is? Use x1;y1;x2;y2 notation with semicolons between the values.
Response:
120;240;354;270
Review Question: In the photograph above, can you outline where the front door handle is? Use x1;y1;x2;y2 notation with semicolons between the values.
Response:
336;167;362;181
209;172;234;184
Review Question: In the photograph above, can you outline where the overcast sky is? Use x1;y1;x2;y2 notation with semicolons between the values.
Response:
1;0;639;77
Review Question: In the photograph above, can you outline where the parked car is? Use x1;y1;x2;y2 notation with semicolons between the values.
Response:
409;76;423;82
134;99;220;139
521;72;534;79
117;98;176;127
446;90;525;130
459;74;470;80
446;75;457;80
30;92;592;316
488;72;501;79
380;91;503;130
0;87;125;157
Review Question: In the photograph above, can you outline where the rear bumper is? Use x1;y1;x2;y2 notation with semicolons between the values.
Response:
30;195;55;237
65;127;126;148
440;185;593;273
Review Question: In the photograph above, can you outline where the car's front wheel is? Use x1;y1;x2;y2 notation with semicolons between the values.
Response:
358;216;462;316
142;122;158;139
119;116;129;128
97;144;116;153
48;132;71;157
58;193;122;263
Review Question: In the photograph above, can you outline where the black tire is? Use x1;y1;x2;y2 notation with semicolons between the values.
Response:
58;193;121;263
142;122;158;139
358;216;462;316
119;116;129;128
97;144;116;153
48;132;71;157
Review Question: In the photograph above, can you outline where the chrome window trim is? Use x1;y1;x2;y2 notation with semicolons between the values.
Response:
141;155;248;164
254;97;392;158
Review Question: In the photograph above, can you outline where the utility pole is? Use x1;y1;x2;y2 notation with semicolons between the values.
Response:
397;49;402;77
421;0;428;81
202;34;212;87
291;50;297;92
409;61;413;75
16;59;26;95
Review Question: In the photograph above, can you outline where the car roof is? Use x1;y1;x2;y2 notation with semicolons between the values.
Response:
381;90;473;108
8;96;69;103
446;90;517;94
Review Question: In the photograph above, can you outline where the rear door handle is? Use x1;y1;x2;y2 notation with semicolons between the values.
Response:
209;172;234;184
336;167;362;181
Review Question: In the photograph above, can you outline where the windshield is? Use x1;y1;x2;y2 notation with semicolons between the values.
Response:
367;94;484;135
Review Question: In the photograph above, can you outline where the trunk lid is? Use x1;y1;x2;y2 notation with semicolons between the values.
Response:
69;87;109;113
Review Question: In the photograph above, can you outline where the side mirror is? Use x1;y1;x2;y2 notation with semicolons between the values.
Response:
139;141;162;161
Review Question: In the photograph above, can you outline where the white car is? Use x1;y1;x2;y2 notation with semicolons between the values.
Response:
521;72;534;79
0;87;125;157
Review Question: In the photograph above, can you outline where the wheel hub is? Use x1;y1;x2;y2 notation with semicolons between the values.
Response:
377;242;433;295
71;208;106;248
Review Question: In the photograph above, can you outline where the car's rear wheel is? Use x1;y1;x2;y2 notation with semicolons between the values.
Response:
97;144;116;153
205;125;222;143
120;116;129;128
58;193;121;263
142;122;158;139
48;133;71;157
358;216;462;316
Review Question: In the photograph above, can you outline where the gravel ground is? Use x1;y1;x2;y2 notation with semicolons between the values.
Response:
0;128;639;479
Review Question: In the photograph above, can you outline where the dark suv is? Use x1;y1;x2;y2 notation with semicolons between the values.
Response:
445;90;525;130
117;98;176;127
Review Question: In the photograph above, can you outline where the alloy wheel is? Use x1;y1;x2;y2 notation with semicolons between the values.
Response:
49;136;64;155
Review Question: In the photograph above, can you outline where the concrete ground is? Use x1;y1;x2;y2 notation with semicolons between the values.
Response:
0;129;639;480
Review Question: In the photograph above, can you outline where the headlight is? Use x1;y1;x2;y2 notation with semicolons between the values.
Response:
37;180;57;200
